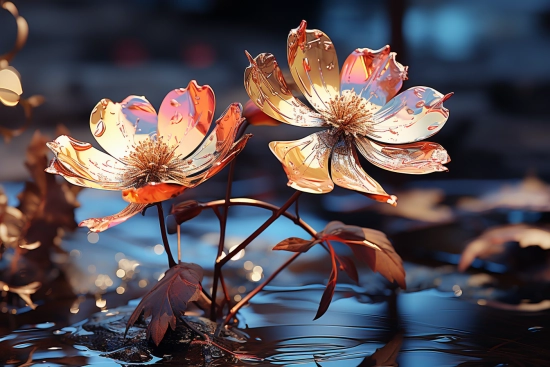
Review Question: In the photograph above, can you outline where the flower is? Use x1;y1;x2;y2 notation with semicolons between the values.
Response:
244;20;452;205
46;80;251;232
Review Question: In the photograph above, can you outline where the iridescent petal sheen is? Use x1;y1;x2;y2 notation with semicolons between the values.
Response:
369;87;452;144
340;46;407;111
287;20;340;111
120;95;158;144
244;52;325;127
355;137;450;174
90;98;137;159
79;203;148;233
46;135;126;184
331;141;397;205
157;80;215;158
45;158;122;190
269;130;334;194
181;103;244;177
122;183;187;204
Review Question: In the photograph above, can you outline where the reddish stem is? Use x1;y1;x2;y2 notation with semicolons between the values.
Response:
156;203;176;268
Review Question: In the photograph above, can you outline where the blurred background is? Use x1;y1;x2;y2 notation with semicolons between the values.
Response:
1;0;550;185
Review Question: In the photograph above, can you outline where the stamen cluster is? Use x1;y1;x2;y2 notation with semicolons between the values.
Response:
317;91;374;138
121;138;186;188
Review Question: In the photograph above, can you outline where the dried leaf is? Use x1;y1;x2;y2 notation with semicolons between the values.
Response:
335;255;359;284
314;267;337;320
321;221;406;289
169;200;203;226
125;262;204;345
272;237;316;252
458;224;550;271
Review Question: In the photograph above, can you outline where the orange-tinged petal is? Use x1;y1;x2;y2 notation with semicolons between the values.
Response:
46;135;126;184
355;137;450;174
0;66;22;106
243;100;282;127
181;103;244;177
157;80;215;158
122;182;186;204
192;133;252;186
370;87;452;144
120;95;158;144
90;98;138;159
331;140;396;205
287;20;340;111
340;46;407;112
269;130;334;194
46;158;122;190
79;203;148;232
244;52;325;127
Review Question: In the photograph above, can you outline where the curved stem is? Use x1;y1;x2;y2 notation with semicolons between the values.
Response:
156;203;176;268
224;251;302;325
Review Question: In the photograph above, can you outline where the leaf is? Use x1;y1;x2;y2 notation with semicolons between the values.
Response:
458;224;550;272
125;262;204;345
359;330;403;366
335;255;359;284
272;237;316;252
320;221;406;289
167;200;204;234
314;266;337;320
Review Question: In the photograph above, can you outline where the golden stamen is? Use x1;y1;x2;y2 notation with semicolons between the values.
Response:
120;138;186;188
317;90;374;138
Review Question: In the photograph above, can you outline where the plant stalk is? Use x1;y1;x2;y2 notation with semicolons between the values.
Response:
156;203;176;268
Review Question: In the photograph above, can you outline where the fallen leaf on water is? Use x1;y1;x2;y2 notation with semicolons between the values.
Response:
459;224;550;271
125;262;204;345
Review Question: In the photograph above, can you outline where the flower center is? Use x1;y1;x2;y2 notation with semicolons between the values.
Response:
317;90;374;138
120;138;186;188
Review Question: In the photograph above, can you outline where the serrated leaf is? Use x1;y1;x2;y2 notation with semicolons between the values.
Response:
272;237;315;252
125;263;203;345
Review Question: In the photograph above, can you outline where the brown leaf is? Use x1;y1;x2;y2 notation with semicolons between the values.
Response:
272;237;316;252
458;224;550;272
314;266;337;320
335;255;359;284
125;263;204;345
170;200;203;224
359;330;403;366
321;222;406;289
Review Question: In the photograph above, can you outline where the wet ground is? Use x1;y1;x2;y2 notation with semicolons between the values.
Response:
1;182;549;366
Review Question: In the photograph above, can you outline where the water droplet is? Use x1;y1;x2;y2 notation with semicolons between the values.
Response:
170;99;180;107
314;30;323;38
428;123;440;131
433;335;460;343
528;326;543;333
326;62;334;70
195;95;200;100
324;42;332;50
170;111;183;125
406;108;414;115
416;101;425;108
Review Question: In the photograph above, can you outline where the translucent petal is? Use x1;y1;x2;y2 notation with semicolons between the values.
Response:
244;52;325;127
0;66;22;106
331;140;396;205
120;95;158;144
190;133;252;187
340;47;407;112
90;98;138;159
79;203;148;233
269;130;334;194
157;80;215;158
122;183;187;204
287;20;340;111
45;158;122;190
369;87;452;144
46;135;126;183
181;102;244;177
355;137;450;174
